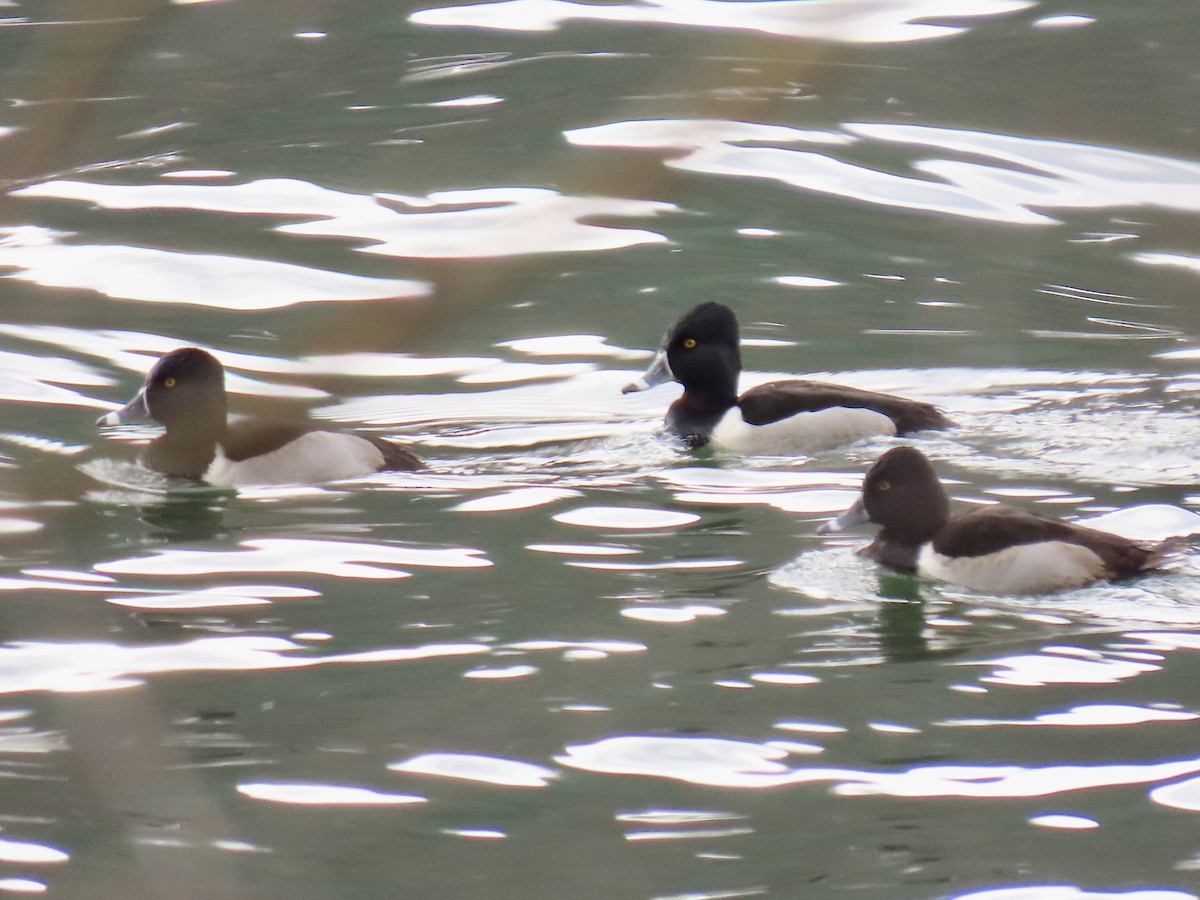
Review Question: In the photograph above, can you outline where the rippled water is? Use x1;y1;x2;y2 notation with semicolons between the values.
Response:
1;1;1200;898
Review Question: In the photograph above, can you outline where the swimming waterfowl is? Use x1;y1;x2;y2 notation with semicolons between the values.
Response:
97;347;421;486
622;302;951;452
820;446;1165;594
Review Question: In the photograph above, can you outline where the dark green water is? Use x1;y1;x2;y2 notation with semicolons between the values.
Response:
1;1;1200;898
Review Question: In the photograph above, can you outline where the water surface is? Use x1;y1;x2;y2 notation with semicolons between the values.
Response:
1;1;1200;898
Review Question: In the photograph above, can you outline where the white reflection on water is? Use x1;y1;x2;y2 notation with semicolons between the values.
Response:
505;639;645;657
0;637;487;694
558;735;1200;799
301;352;497;380
948;888;1194;900
776;274;839;288
458;361;596;384
621;605;726;623
452;487;581;512
0;345;115;410
619;807;753;842
0;228;429;310
389;752;558;787
106;584;320;611
161;169;233;179
15;179;673;259
625;826;754;842
442;828;506;840
765;739;823;755
0;878;47;894
961;649;1162;687
464;664;538;679
567;119;1200;226
1033;15;1095;28
850;122;1200;211
237;782;426;806
1137;251;1200;280
1129;634;1200;653
295;187;671;258
499;335;649;360
618;809;747;825
552;506;700;529
1029;815;1101;832
1150;774;1200;813
527;544;639;557
660;467;861;514
0;572;126;595
572;558;738;571
410;0;1032;42
0;839;67;864
133;835;266;853
423;94;502;108
557;736;798;787
0;518;40;535
95;538;491;579
775;721;848;735
0;433;87;457
0;324;327;400
941;704;1198;729
318;369;664;434
751;671;819;687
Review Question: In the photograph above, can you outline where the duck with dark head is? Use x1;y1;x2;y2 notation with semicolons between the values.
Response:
624;302;951;452
821;446;1166;595
98;347;421;486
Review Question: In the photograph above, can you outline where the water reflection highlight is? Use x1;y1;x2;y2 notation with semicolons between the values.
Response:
96;538;492;579
389;752;558;787
237;783;426;806
0;637;487;694
15;179;673;260
567;120;1200;226
411;0;1033;42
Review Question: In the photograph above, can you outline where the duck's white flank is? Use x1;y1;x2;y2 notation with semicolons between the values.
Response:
917;540;1110;595
710;406;896;455
204;431;385;486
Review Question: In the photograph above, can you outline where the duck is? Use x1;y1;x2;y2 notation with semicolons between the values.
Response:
622;302;951;452
96;347;421;486
819;446;1165;594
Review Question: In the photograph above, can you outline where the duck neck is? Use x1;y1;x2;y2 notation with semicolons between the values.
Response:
866;534;921;573
680;387;738;414
665;398;730;448
145;405;228;480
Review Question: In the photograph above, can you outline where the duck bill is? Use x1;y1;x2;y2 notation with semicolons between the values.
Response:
622;349;673;394
818;497;870;534
97;387;151;427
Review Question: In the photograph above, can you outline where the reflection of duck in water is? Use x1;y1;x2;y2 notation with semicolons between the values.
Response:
623;302;951;452
875;576;931;665
98;348;421;486
821;446;1166;595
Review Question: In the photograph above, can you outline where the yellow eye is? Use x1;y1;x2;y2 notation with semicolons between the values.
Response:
876;480;891;492
682;338;697;349
164;377;177;388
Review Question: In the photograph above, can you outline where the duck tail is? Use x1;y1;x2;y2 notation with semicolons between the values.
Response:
1142;535;1190;572
371;436;424;472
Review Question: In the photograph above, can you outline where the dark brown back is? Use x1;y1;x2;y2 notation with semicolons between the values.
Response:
739;380;952;433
